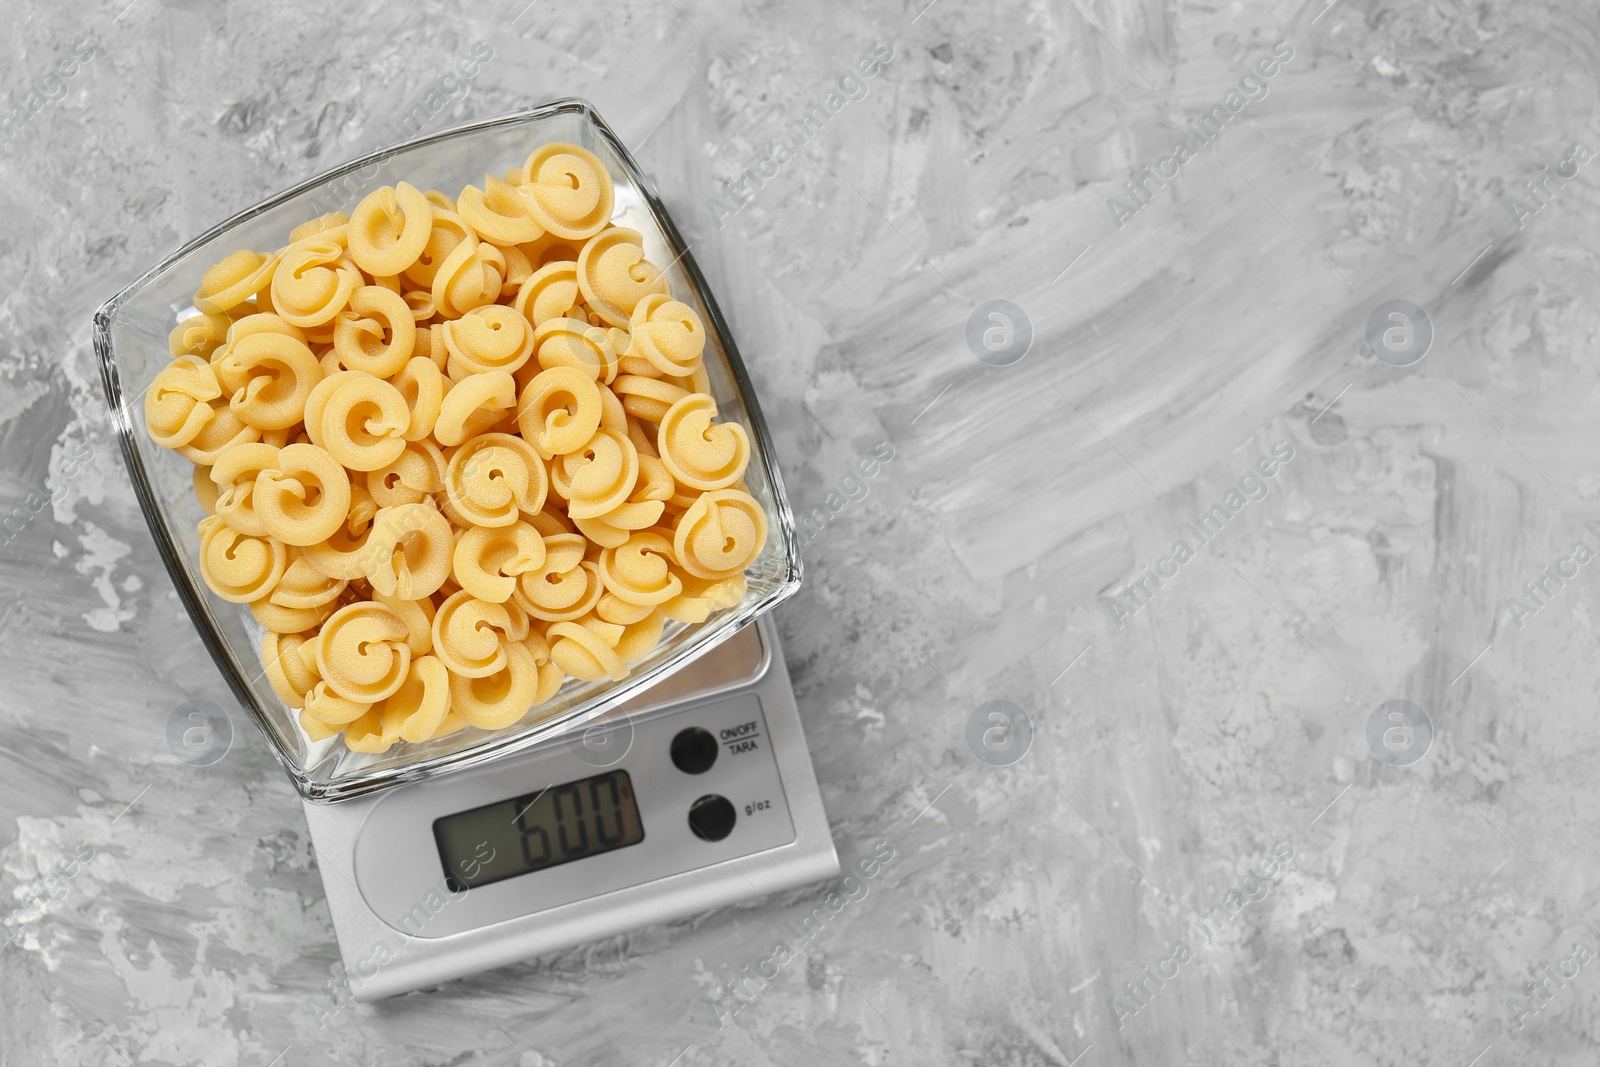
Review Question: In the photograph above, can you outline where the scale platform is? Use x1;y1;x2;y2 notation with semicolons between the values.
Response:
302;616;838;1000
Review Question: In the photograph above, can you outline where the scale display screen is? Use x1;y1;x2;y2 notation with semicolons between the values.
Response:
433;770;645;891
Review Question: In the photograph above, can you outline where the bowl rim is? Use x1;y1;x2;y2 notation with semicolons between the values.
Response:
93;97;803;802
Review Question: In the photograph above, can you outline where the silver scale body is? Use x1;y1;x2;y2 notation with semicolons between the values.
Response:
302;617;838;1000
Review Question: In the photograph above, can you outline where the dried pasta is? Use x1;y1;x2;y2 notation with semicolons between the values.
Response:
144;140;771;752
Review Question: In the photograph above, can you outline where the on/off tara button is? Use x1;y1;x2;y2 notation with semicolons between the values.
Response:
670;726;718;775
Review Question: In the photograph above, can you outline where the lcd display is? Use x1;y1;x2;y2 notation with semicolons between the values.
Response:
433;770;645;891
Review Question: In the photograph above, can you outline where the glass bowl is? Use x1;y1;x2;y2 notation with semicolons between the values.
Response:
94;99;802;802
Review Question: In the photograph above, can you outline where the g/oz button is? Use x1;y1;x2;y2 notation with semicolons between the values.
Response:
688;794;737;842
670;726;718;774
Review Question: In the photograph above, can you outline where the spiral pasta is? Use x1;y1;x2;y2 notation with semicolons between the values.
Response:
459;175;544;245
514;533;604;622
332;285;416;378
146;356;221;449
210;442;280;536
657;393;749;491
558;427;638;520
433;369;517;447
576;227;666;329
315;601;412;703
532;316;618;383
445;432;547;526
197;514;286;602
519;143;614;240
348;183;433;278
145;137;772;752
170;312;231;360
367;438;446;508
305;371;409;471
442;304;535;378
516;366;602;458
673;489;767;580
453;521;545;603
360;502;453;600
253;443;352;546
628;294;706;377
195;249;279;315
512;260;581;326
272;240;361;328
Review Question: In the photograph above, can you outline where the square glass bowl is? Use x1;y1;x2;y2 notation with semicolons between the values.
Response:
95;99;802;802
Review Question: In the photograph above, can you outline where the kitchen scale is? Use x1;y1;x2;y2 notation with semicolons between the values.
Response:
301;616;838;1000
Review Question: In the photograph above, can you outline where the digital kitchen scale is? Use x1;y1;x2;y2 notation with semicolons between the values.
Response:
302;616;838;1000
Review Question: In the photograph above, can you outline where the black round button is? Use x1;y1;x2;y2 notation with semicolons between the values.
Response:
687;794;737;842
670;726;719;774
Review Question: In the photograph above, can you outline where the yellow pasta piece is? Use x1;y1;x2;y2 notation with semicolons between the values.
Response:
197;514;286;602
531;316;618;384
253;443;353;546
303;681;373;726
576;227;666;328
597;532;682;606
452;521;545;603
519;629;567;708
176;405;261;464
516;366;603;459
210;441;281;536
433;370;517;447
268;550;348;610
613;374;687;424
558;427;638;520
660;571;746;623
511;259;580;326
359;502;453;599
432;233;504;319
262;630;320;706
251;596;338;634
372;655;452;744
305;370;409;471
271;239;362;328
414;326;448;372
391;356;444;441
498;243;533;299
615;609;665;662
169;312;231;359
367;438;446;508
514;535;604;622
548;618;628;682
628;294;705;377
444;431;548;526
657;393;749;491
315;601;412;703
146;356;222;449
332;285;416;378
302;484;378;580
289;211;351;246
459;175;544;245
442;304;535;378
520;231;586;268
192;464;220;513
596;592;656;625
372;588;436;657
404;209;471;289
215;330;324;430
518;143;614;240
433;590;520;677
672;489;767;579
195;249;279;315
449;639;540;730
348;183;433;278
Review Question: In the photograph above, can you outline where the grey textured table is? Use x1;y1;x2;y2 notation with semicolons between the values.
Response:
3;0;1596;1064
